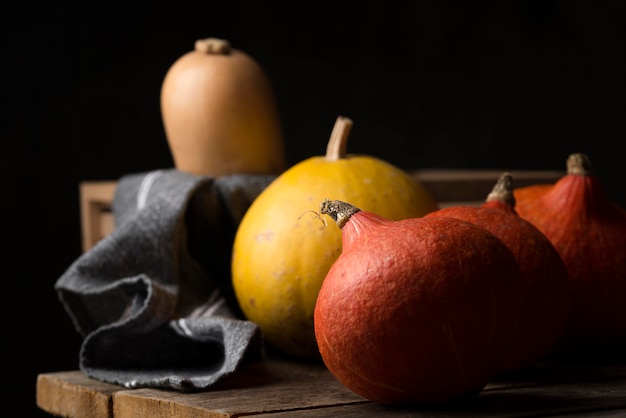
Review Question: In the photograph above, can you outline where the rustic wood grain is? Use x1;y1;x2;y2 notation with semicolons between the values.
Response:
113;359;367;418
37;359;626;417
79;181;117;252
411;169;563;206
36;370;120;418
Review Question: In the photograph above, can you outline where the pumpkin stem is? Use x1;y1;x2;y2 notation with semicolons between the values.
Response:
195;38;231;54
567;153;593;176
486;172;516;206
325;116;353;161
320;199;361;229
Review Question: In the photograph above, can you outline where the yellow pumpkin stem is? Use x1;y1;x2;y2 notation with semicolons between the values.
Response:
325;116;353;161
194;38;231;54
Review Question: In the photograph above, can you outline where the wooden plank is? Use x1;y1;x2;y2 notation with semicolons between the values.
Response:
112;359;367;418
36;370;120;418
37;360;626;417
79;181;117;252
113;361;626;417
411;169;563;206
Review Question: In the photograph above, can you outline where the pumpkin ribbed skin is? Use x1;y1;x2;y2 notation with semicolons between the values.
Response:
315;201;523;405
426;173;571;373
161;38;286;176
231;117;438;359
514;153;626;349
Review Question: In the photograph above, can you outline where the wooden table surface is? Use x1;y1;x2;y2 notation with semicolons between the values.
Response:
37;355;626;417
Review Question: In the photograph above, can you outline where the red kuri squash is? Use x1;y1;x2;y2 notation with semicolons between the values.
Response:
425;173;571;372
314;200;523;405
514;153;626;349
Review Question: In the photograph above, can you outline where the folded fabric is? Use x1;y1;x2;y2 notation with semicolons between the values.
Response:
55;169;275;391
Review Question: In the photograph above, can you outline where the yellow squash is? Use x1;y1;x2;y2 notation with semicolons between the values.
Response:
231;116;439;359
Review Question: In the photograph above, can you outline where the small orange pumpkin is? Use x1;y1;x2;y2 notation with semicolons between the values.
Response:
425;173;571;372
315;199;523;405
514;153;626;349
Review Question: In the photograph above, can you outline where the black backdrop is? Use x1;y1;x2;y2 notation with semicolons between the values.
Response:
5;2;625;416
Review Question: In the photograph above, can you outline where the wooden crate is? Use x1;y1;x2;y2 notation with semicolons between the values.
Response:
79;170;562;251
79;181;117;252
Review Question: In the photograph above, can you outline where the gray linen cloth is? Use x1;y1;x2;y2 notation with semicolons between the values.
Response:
55;169;274;391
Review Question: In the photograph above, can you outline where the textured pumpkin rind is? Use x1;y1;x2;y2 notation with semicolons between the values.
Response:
514;174;626;348
161;45;286;176
426;204;571;372
314;213;523;405
232;155;439;359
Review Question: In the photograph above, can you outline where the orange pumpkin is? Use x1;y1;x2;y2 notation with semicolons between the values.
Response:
315;200;522;405
514;153;626;349
425;173;571;372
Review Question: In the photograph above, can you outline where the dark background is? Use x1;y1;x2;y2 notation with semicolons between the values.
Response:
4;2;624;416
